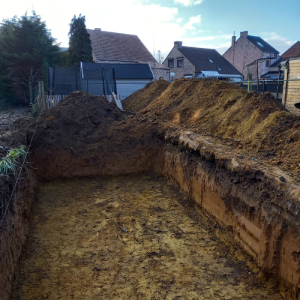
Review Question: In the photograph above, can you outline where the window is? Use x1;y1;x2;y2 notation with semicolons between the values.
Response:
168;59;174;68
256;41;264;47
184;74;193;78
217;67;222;71
266;60;269;67
209;59;214;63
177;57;183;68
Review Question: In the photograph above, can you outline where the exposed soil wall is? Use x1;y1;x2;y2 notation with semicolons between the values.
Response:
0;167;37;300
160;131;300;298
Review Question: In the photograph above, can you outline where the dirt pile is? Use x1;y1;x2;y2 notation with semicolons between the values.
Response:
141;78;300;175
11;91;161;180
122;80;169;112
14;91;127;148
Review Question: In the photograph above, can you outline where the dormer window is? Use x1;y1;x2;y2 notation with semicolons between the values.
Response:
209;59;214;63
217;67;221;71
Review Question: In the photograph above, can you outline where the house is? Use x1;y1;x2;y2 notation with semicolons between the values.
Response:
49;62;154;101
162;41;242;81
87;28;170;81
223;31;280;80
269;41;300;73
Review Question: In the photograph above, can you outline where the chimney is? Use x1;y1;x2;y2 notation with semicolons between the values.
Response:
240;31;248;38
174;41;183;49
231;32;236;64
231;32;236;47
95;28;101;31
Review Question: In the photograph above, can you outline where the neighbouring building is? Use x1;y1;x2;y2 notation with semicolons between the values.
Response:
269;41;300;71
223;31;280;80
280;57;300;115
162;41;242;81
87;28;170;81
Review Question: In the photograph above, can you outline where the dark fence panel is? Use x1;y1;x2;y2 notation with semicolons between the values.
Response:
49;64;117;96
237;80;284;100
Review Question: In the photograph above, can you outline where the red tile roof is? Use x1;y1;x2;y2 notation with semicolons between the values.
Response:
281;41;300;58
87;29;156;63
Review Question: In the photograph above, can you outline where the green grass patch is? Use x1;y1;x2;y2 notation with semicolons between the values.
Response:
0;146;27;174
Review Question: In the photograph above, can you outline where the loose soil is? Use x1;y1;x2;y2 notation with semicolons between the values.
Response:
124;78;300;177
13;91;128;149
0;106;31;158
11;175;283;300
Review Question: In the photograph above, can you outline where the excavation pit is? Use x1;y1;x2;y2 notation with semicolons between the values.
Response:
1;79;300;299
11;175;282;300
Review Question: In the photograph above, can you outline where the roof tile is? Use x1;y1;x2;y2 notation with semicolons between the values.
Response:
87;29;156;63
281;41;300;58
246;35;279;54
178;47;242;75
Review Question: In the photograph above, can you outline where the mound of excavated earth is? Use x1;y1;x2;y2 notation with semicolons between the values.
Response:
139;78;300;177
122;80;169;112
12;91;160;180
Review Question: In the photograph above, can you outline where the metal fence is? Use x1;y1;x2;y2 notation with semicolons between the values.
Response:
48;64;117;96
236;80;284;100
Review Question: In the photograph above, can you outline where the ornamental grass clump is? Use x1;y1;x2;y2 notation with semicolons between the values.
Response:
0;146;26;174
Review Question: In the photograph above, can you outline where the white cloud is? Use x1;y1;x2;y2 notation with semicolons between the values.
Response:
0;0;213;60
260;32;296;54
183;15;201;30
175;0;203;6
198;29;210;33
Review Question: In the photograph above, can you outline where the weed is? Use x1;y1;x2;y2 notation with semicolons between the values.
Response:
0;146;27;174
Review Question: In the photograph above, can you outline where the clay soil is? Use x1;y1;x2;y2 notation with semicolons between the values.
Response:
11;175;283;300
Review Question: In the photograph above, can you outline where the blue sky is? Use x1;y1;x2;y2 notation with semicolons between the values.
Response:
1;0;299;60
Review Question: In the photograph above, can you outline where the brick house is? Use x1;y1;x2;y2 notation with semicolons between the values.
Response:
87;28;170;81
162;41;242;81
223;31;280;80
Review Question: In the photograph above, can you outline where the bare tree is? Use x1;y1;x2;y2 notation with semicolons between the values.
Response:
10;62;43;104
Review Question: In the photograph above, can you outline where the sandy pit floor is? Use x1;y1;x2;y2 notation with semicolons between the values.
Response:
11;175;284;300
